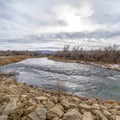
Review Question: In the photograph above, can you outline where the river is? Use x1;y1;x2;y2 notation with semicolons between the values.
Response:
0;57;120;101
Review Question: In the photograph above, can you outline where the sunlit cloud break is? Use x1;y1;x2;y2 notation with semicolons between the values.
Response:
0;0;120;50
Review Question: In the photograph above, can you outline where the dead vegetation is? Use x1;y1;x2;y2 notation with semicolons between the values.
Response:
53;45;120;64
0;56;30;66
55;80;67;98
0;50;45;66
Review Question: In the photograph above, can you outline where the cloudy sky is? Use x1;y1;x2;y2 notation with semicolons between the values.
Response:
0;0;120;50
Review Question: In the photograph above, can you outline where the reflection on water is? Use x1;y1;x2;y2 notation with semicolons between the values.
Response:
0;57;120;101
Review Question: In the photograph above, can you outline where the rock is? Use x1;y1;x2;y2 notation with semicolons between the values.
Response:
0;104;7;115
52;117;61;120
91;104;100;110
93;110;108;120
52;96;58;103
103;109;111;119
115;105;120;110
72;97;80;103
0;96;10;103
25;106;36;115
8;108;24;120
82;112;93;120
63;108;81;120
44;100;55;108
0;115;8;120
26;100;36;107
47;104;64;119
79;103;91;110
61;99;76;110
28;111;39;120
116;115;120;120
85;100;93;106
44;93;51;97
2;98;17;115
36;96;48;101
21;95;27;98
1;72;120;120
36;107;47;120
21;116;31;120
100;105;108;110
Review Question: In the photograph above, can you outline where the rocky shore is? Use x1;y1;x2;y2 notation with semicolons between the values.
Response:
0;75;120;120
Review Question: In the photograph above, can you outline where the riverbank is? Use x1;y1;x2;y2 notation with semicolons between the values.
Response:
0;56;30;66
48;56;120;71
0;75;120;120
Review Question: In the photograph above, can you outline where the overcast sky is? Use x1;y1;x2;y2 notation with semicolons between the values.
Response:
0;0;120;50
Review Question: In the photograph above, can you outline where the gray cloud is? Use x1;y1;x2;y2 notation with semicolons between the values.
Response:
0;0;120;50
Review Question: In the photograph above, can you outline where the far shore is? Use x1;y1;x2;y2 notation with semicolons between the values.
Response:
48;56;120;71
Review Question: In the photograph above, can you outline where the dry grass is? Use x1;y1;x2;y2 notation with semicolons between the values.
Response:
0;55;30;66
48;56;74;62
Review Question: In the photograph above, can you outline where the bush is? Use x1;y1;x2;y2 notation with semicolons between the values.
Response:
55;45;120;64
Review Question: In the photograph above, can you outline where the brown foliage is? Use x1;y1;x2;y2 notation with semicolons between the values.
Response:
55;45;120;64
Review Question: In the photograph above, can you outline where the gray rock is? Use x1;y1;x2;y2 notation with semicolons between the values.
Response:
28;111;39;120
0;115;8;120
0;104;7;115
36;107;47;120
2;98;17;115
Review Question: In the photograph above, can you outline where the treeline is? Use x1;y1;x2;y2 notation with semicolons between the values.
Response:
55;45;120;64
0;50;43;57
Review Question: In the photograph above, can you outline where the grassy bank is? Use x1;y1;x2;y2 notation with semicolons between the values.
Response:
0;56;31;66
50;45;120;71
